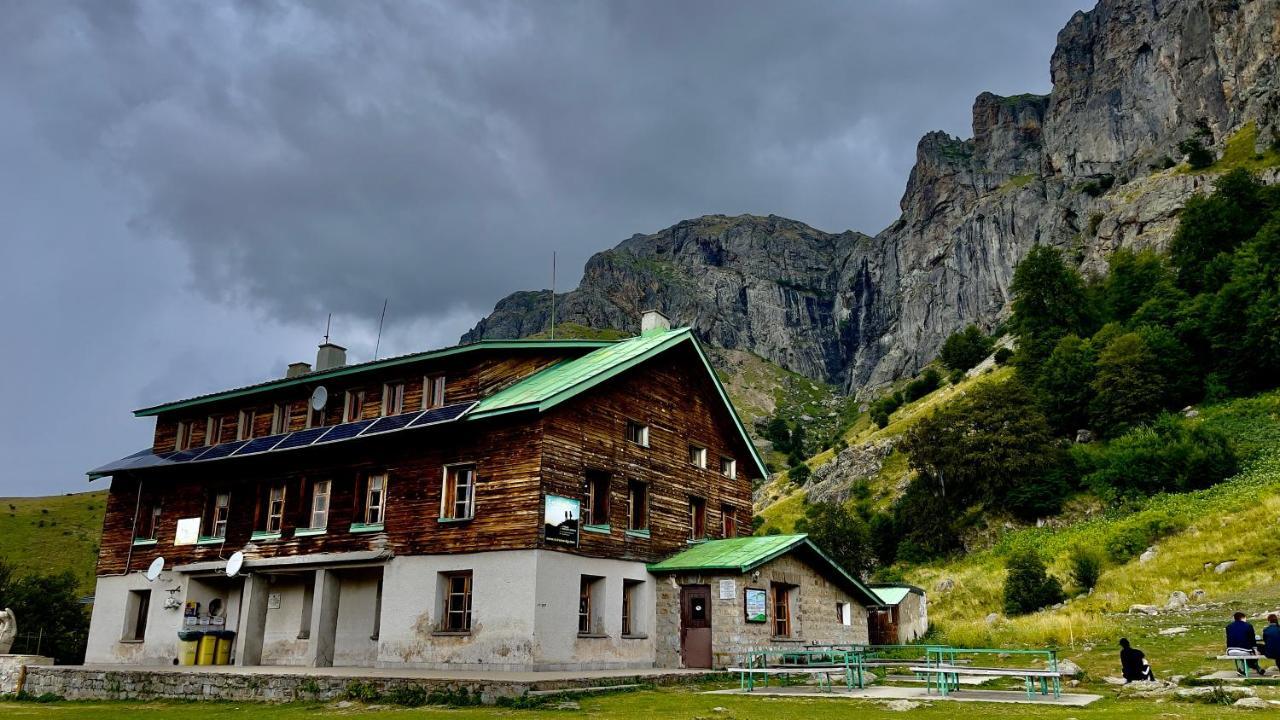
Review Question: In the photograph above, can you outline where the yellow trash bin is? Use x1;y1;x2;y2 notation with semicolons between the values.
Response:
214;630;235;665
196;632;218;665
177;631;202;666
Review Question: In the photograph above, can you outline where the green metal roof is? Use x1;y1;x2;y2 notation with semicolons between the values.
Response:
133;338;612;417
467;327;769;479
646;534;808;573
647;534;881;606
871;587;913;605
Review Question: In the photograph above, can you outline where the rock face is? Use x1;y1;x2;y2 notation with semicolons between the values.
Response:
805;440;895;505
466;0;1280;396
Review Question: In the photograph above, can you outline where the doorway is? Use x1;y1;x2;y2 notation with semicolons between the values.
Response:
679;584;712;668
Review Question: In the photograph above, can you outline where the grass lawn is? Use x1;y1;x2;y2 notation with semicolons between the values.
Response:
0;682;1272;720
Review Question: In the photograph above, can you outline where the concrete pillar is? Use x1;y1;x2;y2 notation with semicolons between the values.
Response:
305;568;341;667
234;574;269;666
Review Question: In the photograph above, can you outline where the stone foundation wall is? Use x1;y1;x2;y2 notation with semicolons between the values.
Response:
0;655;54;695
20;666;722;704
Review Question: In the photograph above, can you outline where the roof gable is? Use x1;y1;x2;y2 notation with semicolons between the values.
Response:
467;328;769;479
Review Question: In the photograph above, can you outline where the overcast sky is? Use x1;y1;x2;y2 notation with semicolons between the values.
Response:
0;0;1091;497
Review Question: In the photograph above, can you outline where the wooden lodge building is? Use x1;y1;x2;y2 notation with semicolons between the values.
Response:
85;311;879;671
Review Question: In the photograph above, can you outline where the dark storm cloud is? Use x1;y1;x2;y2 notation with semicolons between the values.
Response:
4;0;1089;322
0;0;1091;495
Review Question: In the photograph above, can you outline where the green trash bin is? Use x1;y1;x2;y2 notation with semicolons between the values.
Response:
177;630;202;666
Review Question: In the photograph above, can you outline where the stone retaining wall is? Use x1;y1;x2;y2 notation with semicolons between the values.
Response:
0;655;53;695
21;666;723;704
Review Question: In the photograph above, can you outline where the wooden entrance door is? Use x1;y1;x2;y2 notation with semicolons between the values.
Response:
868;607;897;645
680;584;712;668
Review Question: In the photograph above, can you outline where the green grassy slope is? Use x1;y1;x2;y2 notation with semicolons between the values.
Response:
0;490;106;593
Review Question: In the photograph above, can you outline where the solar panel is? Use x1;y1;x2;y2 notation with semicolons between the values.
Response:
408;401;475;428
233;434;288;456
169;446;213;463
362;411;426;435
313;419;375;444
274;426;330;451
196;440;250;461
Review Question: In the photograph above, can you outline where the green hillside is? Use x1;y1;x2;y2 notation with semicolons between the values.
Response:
0;490;106;593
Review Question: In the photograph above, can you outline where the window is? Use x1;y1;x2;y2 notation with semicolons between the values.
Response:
688;445;707;468
424;375;446;409
622;579;643;636
124;589;150;641
306;402;326;429
365;474;387;525
625;421;649;447
836;601;852;626
137;499;161;541
720;457;737;479
343;391;365;422
583;471;609;526
689;497;706;540
310;480;331;529
265;484;286;533
441;464;474;520
271;403;291;435
772;584;793;637
382;382;405;416
440;571;472;632
175;421;193;451
237;410;255;441
578;575;604;635
210;492;230;539
205;416;223;446
627;480;648;531
722;504;738;538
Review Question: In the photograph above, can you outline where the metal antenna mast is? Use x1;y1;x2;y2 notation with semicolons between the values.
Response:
550;250;557;340
373;299;389;360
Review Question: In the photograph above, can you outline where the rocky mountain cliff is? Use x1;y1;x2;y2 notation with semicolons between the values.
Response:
465;0;1279;395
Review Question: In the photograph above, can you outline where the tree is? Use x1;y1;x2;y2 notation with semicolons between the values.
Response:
1177;137;1214;170
939;325;994;372
1169;169;1270;293
1010;246;1095;382
1002;550;1065;616
1090;332;1166;437
0;562;89;664
794;502;874;579
1033;334;1097;436
903;368;941;402
1102;249;1176;324
789;463;811;485
1068;546;1103;592
765;416;791;453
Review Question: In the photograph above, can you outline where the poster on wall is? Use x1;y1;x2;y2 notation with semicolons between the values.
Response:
744;588;768;622
174;517;201;546
543;494;580;547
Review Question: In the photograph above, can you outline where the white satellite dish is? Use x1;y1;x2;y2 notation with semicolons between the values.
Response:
145;557;165;582
310;386;329;412
226;551;245;578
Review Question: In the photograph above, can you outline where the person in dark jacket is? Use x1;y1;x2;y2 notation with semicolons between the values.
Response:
1119;638;1153;682
1226;612;1263;676
1263;614;1280;672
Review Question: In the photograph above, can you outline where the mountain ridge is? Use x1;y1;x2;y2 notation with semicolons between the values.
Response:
466;0;1280;396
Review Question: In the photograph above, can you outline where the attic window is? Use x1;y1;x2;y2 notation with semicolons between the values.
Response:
382;382;405;416
175;421;194;451
237;410;255;441
271;402;291;435
720;457;737;480
424;375;446;409
205;416;223;446
626;421;649;447
344;390;365;423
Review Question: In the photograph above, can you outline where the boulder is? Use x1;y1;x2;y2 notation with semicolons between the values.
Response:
1129;604;1161;615
883;700;922;712
936;578;955;592
1214;561;1236;574
985;613;1000;625
1166;591;1188;610
1139;547;1158;564
1191;589;1207;601
1184;409;1200;419
1176;686;1255;701
1057;659;1083;678
1158;626;1189;636
1075;429;1094;443
1234;697;1271;709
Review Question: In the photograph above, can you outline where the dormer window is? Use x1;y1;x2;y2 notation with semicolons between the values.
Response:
626;421;649;447
424;375;446;409
271;403;291;435
382;383;405;416
344;390;365;423
205;416;223;446
175;421;194;451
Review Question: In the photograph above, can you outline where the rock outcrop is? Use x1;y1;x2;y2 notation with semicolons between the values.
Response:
466;0;1280;396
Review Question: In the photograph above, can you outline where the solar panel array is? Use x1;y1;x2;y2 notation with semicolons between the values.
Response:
93;401;478;475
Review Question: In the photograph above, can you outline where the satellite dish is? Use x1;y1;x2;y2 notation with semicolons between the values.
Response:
310;386;328;412
226;551;245;578
145;557;165;582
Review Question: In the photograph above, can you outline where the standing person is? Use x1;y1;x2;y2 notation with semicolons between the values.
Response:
1226;612;1263;676
1263;614;1280;673
1119;638;1153;682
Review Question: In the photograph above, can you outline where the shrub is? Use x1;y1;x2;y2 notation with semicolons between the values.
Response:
903;368;942;402
1003;550;1065;616
994;347;1013;365
1103;514;1186;563
343;681;382;702
940;325;994;372
789;464;811;485
1074;414;1238;499
1068;545;1103;591
948;368;966;384
1150;155;1176;171
1178;137;1214;170
385;684;428;707
1087;212;1105;236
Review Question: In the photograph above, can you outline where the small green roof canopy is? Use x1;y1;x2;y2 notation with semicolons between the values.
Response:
868;585;923;605
647;534;881;607
468;327;768;479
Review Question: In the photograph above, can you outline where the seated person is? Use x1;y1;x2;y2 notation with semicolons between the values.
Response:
1119;638;1153;682
1226;612;1264;676
1264;614;1280;671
